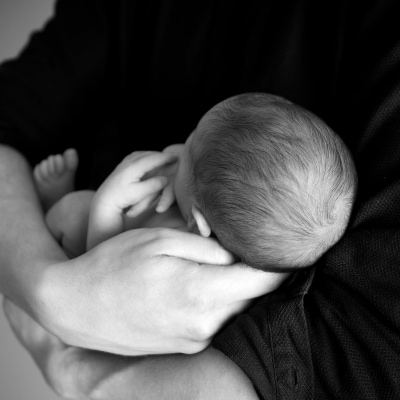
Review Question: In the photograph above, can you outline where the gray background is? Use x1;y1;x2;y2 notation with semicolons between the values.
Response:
0;0;61;398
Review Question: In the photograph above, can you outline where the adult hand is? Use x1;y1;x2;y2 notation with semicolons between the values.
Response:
43;227;288;356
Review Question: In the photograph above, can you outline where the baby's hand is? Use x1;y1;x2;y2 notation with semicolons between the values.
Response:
94;151;178;218
155;144;185;213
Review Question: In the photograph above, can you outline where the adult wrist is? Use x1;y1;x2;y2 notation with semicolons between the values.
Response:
33;258;80;343
37;254;107;350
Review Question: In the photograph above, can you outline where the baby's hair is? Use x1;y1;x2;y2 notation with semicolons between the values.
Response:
189;93;357;271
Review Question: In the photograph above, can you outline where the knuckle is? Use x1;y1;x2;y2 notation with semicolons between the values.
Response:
181;340;209;355
151;228;173;246
138;228;173;257
193;289;215;315
188;316;216;343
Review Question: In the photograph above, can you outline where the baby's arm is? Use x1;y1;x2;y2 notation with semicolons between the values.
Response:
87;151;177;250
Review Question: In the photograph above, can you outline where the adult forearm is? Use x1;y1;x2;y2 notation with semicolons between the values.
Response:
0;144;67;320
4;298;260;400
89;347;260;400
52;345;259;400
0;144;285;355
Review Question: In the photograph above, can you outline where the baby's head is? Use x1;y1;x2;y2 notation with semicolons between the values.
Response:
173;93;357;271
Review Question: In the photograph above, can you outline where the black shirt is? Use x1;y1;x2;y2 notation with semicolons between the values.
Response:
1;0;400;398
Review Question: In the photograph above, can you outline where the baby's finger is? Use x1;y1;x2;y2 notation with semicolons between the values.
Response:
122;152;178;182
125;192;160;218
156;180;175;213
162;143;184;157
121;176;168;208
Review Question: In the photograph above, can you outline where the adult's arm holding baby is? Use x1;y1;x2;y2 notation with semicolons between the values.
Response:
0;143;285;356
0;0;266;357
4;274;287;400
0;144;68;320
4;298;261;399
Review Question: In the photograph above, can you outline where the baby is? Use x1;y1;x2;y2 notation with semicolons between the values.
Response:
34;93;357;271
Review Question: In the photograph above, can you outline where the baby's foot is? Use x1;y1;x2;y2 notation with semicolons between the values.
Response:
34;148;79;210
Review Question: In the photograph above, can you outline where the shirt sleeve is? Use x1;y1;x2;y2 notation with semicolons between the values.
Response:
213;1;400;399
0;0;111;166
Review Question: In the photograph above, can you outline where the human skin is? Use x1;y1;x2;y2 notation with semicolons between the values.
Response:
0;143;284;356
86;151;181;250
4;298;260;399
1;140;288;398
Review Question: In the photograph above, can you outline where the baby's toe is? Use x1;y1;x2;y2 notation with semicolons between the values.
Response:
48;155;57;176
39;159;50;180
64;148;79;171
54;154;65;175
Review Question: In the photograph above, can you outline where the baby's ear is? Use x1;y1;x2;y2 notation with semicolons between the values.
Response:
192;205;211;237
